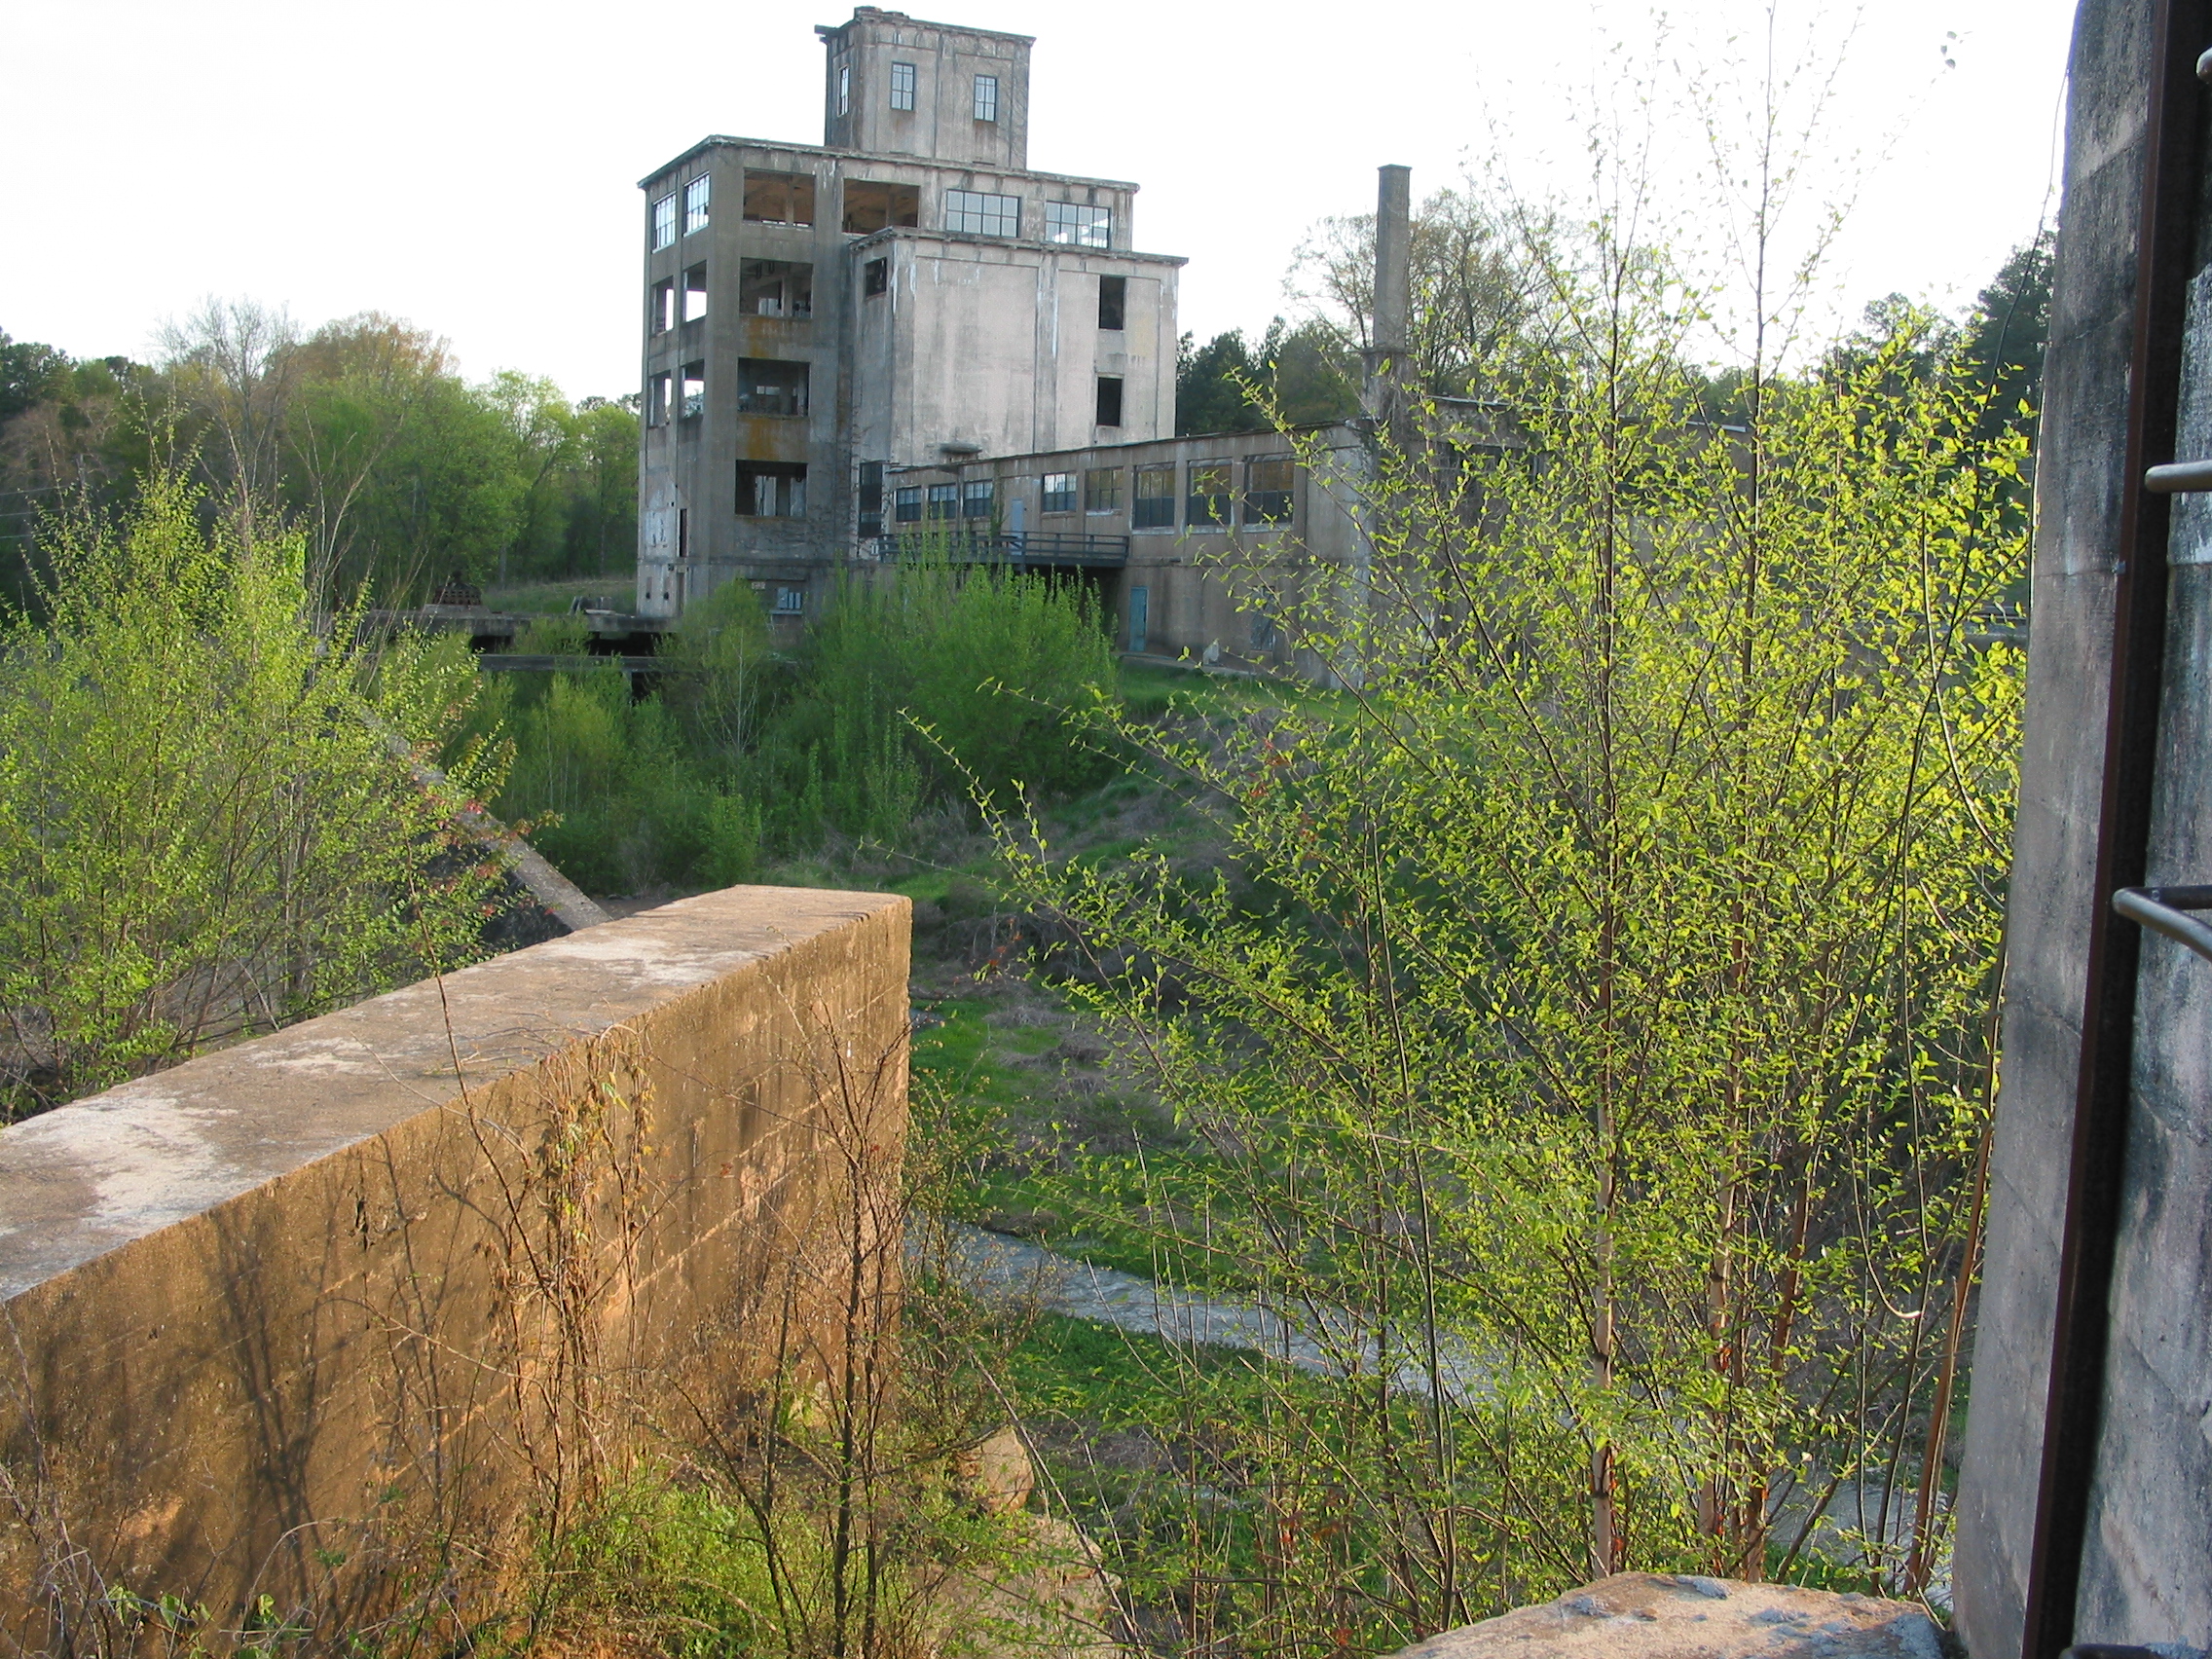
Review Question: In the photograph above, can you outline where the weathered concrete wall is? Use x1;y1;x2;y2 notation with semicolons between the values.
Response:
1956;1;2212;1652
0;885;908;1643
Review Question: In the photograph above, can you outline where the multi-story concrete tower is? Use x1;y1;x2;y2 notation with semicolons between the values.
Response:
635;8;1185;621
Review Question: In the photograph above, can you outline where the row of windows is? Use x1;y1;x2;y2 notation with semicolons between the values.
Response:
878;459;1295;531
647;357;813;425
835;63;997;121
654;168;1111;246
654;264;1121;333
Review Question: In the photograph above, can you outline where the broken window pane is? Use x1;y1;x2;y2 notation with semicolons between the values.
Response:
963;479;994;518
775;585;805;614
1187;463;1232;527
926;483;958;520
1132;465;1175;529
1245;457;1295;524
736;358;809;418
1045;203;1112;248
739;259;813;317
893;486;922;523
743;170;816;227
944;190;1019;238
1084;467;1122;513
651;193;677;249
843;181;921;235
1095;375;1124;428
681;361;706;420
858;461;884;538
683;175;710;235
1041;471;1077;513
1096;275;1126;330
864;257;889;298
735;461;807;518
649;277;676;335
682;264;709;323
973;74;998;121
890;61;916;110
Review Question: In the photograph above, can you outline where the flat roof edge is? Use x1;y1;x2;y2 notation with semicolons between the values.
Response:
641;136;1140;193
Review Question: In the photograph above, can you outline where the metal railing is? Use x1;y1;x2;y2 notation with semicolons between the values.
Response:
876;530;1131;568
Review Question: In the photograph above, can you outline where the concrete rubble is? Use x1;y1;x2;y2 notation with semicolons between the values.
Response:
1387;1574;1941;1659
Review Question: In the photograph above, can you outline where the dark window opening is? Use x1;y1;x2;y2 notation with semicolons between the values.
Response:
649;371;674;426
1095;375;1124;428
736;461;807;518
1245;457;1294;524
843;180;920;234
739;259;813;318
1188;462;1232;528
743;170;816;227
1250;606;1278;653
864;257;889;297
1132;465;1175;529
1085;467;1122;513
681;361;705;420
1041;471;1077;513
893;485;922;522
1097;276;1125;331
682;263;708;323
678;507;689;560
962;479;994;519
858;461;884;538
650;278;676;335
926;482;958;520
736;357;809;418
774;585;805;614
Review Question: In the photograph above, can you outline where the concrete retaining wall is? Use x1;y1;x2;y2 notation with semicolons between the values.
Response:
0;885;909;1644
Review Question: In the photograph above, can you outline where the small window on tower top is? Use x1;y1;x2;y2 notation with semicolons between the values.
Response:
890;61;916;111
973;74;999;122
683;175;710;235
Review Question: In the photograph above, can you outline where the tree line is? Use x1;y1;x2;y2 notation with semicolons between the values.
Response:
0;300;637;611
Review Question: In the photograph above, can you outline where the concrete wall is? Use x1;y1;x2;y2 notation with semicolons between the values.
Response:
823;8;1034;170
1955;1;2212;1651
0;886;909;1642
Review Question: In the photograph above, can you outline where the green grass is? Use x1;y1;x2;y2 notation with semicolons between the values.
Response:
482;571;638;613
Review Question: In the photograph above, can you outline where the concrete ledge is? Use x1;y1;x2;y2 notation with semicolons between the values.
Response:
0;885;909;1640
1389;1575;1939;1659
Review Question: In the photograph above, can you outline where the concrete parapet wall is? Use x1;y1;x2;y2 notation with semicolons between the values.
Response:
0;885;909;1643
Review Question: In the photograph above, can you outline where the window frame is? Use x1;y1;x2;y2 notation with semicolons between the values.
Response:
837;61;851;116
1244;457;1296;525
1131;465;1176;530
863;257;889;297
1094;375;1124;428
649;277;676;335
890;60;916;110
1096;274;1126;330
962;479;995;519
648;371;674;427
1041;471;1078;514
682;175;710;236
1187;461;1233;528
682;263;709;324
925;482;959;521
893;486;923;523
1044;203;1112;249
973;73;999;122
943;189;1020;239
680;360;706;421
650;193;678;250
1084;467;1123;514
735;357;811;420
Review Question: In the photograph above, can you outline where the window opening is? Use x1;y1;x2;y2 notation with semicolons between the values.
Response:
837;62;851;116
1245;457;1295;524
893;486;922;523
681;361;706;420
890;60;916;110
1188;463;1232;527
1096;275;1126;330
648;372;674;426
843;180;921;235
679;508;689;560
926;483;958;520
1094;375;1124;428
735;461;807;518
1041;471;1078;513
650;193;677;249
962;479;994;519
858;461;884;538
944;189;1019;238
1132;465;1175;529
1045;203;1112;248
1084;467;1122;513
650;277;676;334
743;170;816;226
739;259;813;317
683;175;710;235
736;358;809;418
864;257;889;297
973;74;998;121
682;263;709;323
775;585;805;614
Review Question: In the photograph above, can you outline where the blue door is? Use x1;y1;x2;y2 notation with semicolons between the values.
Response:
1128;585;1149;654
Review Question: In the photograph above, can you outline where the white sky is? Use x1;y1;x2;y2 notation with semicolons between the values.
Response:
2;0;2076;402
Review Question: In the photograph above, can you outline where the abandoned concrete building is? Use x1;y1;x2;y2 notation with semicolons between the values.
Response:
633;7;1364;672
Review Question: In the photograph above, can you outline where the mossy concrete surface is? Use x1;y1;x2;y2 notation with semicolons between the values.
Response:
0;884;909;1640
